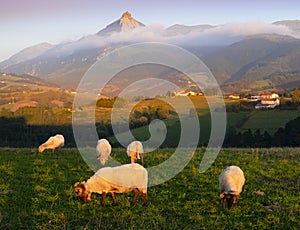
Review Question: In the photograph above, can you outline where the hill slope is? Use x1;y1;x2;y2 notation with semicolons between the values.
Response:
202;34;300;93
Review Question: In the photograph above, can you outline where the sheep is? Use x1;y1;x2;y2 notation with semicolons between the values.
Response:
74;163;148;206
219;165;245;209
96;139;112;165
127;141;144;164
38;134;65;153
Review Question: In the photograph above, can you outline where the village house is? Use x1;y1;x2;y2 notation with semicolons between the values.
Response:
260;93;279;100
175;89;203;96
228;94;240;100
255;93;280;109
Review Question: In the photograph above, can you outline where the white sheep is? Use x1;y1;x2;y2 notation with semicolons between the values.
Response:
38;134;65;153
127;141;144;164
219;165;245;209
74;163;148;206
96;139;112;165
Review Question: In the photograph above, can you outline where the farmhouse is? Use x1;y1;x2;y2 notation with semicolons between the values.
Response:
228;94;240;100
175;89;202;96
255;93;280;109
260;93;279;100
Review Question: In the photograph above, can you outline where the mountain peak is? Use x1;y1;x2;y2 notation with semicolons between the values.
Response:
121;11;132;19
97;11;145;36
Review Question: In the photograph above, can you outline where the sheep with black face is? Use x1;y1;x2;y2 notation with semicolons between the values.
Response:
219;165;245;209
38;134;64;153
74;163;148;206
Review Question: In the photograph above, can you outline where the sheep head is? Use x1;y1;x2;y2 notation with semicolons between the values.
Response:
97;154;108;165
220;191;240;209
74;182;91;202
38;145;45;153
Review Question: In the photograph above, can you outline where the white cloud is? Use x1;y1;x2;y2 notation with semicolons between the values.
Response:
14;22;300;61
70;22;300;50
168;22;300;47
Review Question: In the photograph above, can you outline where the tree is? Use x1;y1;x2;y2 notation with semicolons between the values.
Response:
290;88;300;104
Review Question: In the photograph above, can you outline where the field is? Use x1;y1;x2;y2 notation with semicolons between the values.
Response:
240;110;300;135
0;147;299;229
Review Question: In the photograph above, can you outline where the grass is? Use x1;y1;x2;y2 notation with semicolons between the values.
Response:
0;147;299;229
240;110;300;135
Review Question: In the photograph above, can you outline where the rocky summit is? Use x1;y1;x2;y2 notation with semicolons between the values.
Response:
97;11;145;36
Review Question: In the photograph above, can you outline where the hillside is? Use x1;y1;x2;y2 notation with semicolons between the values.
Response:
202;34;300;93
0;73;74;111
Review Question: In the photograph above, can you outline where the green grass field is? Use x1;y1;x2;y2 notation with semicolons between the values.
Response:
240;110;300;135
0;147;299;229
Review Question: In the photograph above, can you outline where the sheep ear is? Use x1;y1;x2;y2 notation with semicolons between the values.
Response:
74;182;82;193
74;182;81;188
233;192;240;198
220;192;225;199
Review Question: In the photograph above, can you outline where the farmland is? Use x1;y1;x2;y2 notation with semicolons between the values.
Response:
0;147;299;229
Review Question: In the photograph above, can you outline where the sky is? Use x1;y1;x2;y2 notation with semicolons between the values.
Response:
1;0;300;62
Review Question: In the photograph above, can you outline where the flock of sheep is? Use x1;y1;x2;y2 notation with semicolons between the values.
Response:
38;134;245;209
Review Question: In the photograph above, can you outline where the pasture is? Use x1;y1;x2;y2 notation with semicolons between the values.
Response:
0;147;299;229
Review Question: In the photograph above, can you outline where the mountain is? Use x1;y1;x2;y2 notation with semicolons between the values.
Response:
273;20;300;32
0;43;53;69
0;12;147;88
1;12;300;94
97;11;145;36
165;24;214;36
202;34;300;93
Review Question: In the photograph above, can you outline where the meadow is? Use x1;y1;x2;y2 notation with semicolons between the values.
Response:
0;147;299;229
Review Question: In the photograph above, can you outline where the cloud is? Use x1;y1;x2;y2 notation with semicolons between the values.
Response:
169;22;300;47
31;22;300;60
81;22;300;48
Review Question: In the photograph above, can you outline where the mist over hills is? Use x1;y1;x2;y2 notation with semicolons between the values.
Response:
202;34;300;93
273;20;300;32
1;12;300;94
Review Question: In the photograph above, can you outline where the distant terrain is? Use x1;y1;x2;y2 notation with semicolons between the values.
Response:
0;13;300;149
0;13;300;94
0;73;74;113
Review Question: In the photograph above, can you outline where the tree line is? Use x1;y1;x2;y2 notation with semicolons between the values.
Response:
1;115;300;148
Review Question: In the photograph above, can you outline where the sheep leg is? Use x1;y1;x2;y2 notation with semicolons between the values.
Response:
131;188;139;206
110;192;117;205
101;192;107;206
221;198;226;208
141;192;147;206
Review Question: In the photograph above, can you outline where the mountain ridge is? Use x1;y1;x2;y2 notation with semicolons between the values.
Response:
1;12;300;93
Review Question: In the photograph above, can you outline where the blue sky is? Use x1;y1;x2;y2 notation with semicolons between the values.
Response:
1;0;300;61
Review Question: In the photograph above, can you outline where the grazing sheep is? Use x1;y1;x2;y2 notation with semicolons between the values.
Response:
38;134;65;153
219;165;245;209
127;141;144;164
96;139;112;165
74;163;148;206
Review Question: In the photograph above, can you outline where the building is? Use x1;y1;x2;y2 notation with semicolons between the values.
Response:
255;93;280;109
175;89;203;96
228;94;240;100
